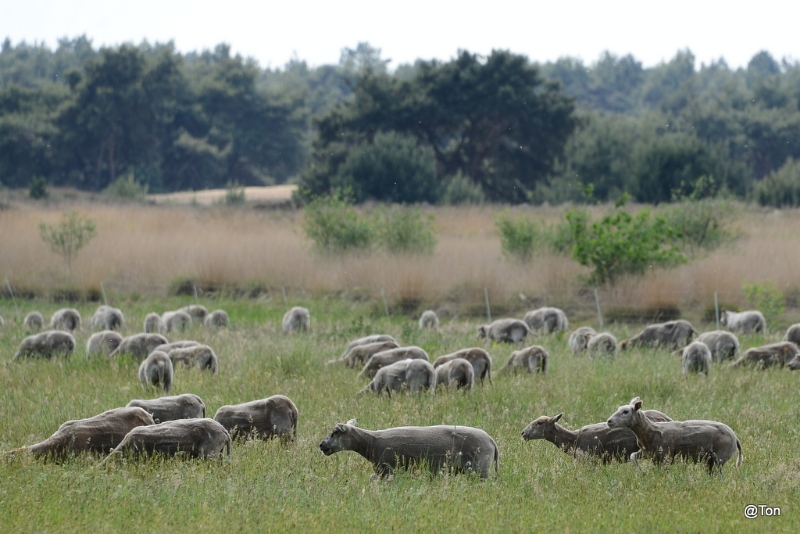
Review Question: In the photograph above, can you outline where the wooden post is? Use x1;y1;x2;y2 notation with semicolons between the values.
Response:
594;287;603;329
484;287;492;323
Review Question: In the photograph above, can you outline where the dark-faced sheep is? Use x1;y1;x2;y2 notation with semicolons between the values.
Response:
14;331;76;360
359;359;436;396
138;350;174;395
178;304;209;322
331;340;401;368
568;326;596;354
204;309;229;328
110;333;168;361
213;395;298;441
168;344;218;374
500;345;548;374
696;330;740;362
523;307;569;334
682;341;712;375
90;305;124;331
782;324;800;346
720;309;766;334
435;357;474;390
357;346;429;379
319;420;499;479
607;397;743;473
432;348;493;385
338;334;398;361
144;312;167;334
418;310;439;330
127;394;206;423
162;310;192;332
50;308;81;332
282;306;310;333
587;332;617;358
478;318;532;344
103;418;231;463
730;341;800;369
619;320;698;351
85;330;123;358
23;311;45;333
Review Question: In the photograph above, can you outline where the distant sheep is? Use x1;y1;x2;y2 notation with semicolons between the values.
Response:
435;357;474;390
332;340;401;368
682;341;712;375
619;320;698;351
782;324;800;346
523;307;569;334
144;313;167;334
478;318;532;344
50;308;81;331
696;330;740;362
358;346;429;379
127;394;206;423
156;340;201;353
359;359;436;396
214;395;298;441
720;309;766;334
162;310;192;332
338;334;398;361
168;344;219;374
14;331;76;360
110;333;169;361
178;304;209;322
103;418;231;463
138;350;174;395
282;306;310;333
418;310;439;330
500;345;548;374
587;332;617;358
204;309;229;328
85;330;123;357
731;341;800;369
89;305;124;331
788;354;800;370
23;311;45;333
432;348;493;385
568;326;596;354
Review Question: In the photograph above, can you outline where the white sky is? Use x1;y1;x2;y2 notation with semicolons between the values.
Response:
3;0;799;71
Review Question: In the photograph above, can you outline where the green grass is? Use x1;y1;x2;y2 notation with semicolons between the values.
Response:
0;299;798;532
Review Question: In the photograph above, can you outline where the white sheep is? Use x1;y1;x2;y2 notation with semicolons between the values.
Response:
696;330;740;362
86;330;123;358
23;311;45;333
477;318;532;344
138;350;174;395
359;359;436;396
523;307;569;334
89;305;124;331
162;310;192;332
418;310;439;330
499;345;548;374
204;309;229;328
282;306;310;333
144;312;167;334
587;332;617;358
50;308;81;331
681;341;712;375
720;309;766;334
568;326;596;354
435;357;474;390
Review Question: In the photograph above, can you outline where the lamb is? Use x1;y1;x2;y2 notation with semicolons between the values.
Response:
103;418;231;463
523;307;569;334
127;394;206;423
357;346;429;379
338;334;398;361
89;305;124;331
213;395;298;441
499;345;548;374
178;304;209;322
12;407;154;458
162;310;192;332
782;323;800;346
319;420;499;479
619;320;698;351
435;358;474;390
144;312;167;334
606;397;743;474
418;310;439;330
168;344;219;374
331;340;401;368
85;330;123;357
522;410;673;463
568;326;596;354
696;330;741;362
682;341;712;375
23;311;45;333
432;348;493;385
109;333;168;361
359;359;436;396
138;350;174;395
282;306;310;333
730;341;800;369
204;309;229;328
50;307;81;331
587;332;617;358
14;331;76;360
720;309;766;334
477;318;532;344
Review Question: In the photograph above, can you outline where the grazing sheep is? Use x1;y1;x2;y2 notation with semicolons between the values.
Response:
435;358;474;390
500;345;548;374
110;333;169;361
204;309;229;328
156;340;201;353
418;310;439;330
50;308;81;331
144;312;167;334
619;320;698;351
587;332;617;358
606;397;743;474
788;354;800;370
522;410;673;463
331;340;401;368
477;318;532;344
338;334;398;361
782;324;800;346
103;418;231;463
23;311;45;333
357;346;429;379
682;341;712;375
568;326;596;354
127;394;206;423
359;359;436;396
14;331;76;360
85;330;123;357
213;395;298;441
720;309;766;334
138;350;174;395
168;344;219;374
282;306;310;333
12;407;154;458
696;330;741;362
89;305;124;331
178;304;209;322
162;310;192;332
432;348;493;385
319;420;499;479
730;341;800;369
523;307;569;334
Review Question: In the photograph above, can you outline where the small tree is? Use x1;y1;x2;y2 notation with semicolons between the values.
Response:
39;211;97;277
495;211;540;261
29;176;49;199
376;206;437;255
302;191;374;254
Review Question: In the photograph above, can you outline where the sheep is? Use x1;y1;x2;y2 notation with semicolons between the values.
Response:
418;310;439;330
357;346;429;379
85;330;123;358
213;395;298;441
782;323;800;346
89;305;124;331
432;348;493;385
282;306;310;333
11;407;154;459
682;341;712;375
720;309;766;334
178;304;209;322
144;312;167;334
338;334;398;360
156;340;201;353
435;358;474;390
587;332;617;358
619;320;698;351
788;354;800;370
23;311;45;333
138;350;174;395
477;318;532;344
523;307;569;334
568;326;596;354
319;419;499;479
606;396;743;474
162;310;192;332
330;340;401;368
50;307;81;331
522;410;673;463
696;330;741;362
14;331;76;360
168;344;218;374
109;333;169;361
499;345;548;374
730;341;800;369
204;309;229;328
359;359;436;396
103;418;231;463
127;394;206;423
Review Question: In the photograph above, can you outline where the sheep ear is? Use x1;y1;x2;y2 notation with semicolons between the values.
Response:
335;423;349;433
346;418;357;427
552;413;563;423
631;397;642;411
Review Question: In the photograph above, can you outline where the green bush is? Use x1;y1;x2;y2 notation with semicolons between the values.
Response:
495;211;540;261
224;181;246;205
753;158;800;207
39;211;97;277
103;173;148;200
28;176;48;199
742;280;785;325
440;172;484;205
375;206;436;255
302;192;375;254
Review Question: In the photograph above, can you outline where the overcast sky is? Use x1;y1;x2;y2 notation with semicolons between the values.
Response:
4;0;798;70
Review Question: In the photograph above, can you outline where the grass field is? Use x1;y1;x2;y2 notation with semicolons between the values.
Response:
1;297;798;532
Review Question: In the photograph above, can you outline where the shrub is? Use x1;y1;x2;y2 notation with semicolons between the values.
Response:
39;211;97;277
103;173;149;200
375;206;436;255
224;181;246;205
495;211;540;261
440;172;484;205
29;176;48;199
753;158;800;207
742;280;785;325
302;191;375;254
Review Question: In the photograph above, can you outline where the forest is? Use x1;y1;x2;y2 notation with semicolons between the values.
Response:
2;37;800;205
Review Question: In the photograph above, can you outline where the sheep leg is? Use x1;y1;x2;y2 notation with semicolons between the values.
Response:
631;451;642;472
